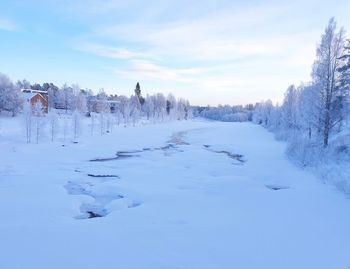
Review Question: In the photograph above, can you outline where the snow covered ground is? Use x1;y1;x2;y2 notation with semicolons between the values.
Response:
1;118;350;269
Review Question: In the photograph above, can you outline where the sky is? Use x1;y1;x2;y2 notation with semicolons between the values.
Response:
0;0;350;106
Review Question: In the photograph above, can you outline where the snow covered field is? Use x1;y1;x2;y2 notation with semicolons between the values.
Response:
1;119;350;269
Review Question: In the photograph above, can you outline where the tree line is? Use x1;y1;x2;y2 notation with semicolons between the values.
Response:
0;75;191;119
193;104;254;122
253;18;350;165
0;75;192;143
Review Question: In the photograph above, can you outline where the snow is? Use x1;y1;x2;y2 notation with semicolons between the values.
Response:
21;92;37;101
0;118;350;269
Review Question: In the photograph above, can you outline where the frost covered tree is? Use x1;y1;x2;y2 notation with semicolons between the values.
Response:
312;18;346;147
48;111;59;142
166;93;177;119
96;89;110;135
72;110;82;141
117;95;131;126
61;84;76;113
23;101;33;143
337;39;350;123
129;94;141;126
250;18;350;166
46;83;60;111
143;94;155;120
16;79;31;90
96;89;109;113
32;102;46;144
0;73;22;116
90;112;97;136
177;98;188;120
281;85;299;130
76;91;87;114
62;115;70;144
115;108;123;126
195;104;250;122
154;93;166;121
297;84;319;139
253;100;273;126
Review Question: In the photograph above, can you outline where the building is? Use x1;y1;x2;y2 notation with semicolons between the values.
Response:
108;100;121;113
22;91;49;113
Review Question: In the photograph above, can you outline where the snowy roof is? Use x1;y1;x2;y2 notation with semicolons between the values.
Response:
22;92;38;100
31;90;48;94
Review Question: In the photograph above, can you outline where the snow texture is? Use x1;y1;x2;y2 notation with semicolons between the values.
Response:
0;118;350;269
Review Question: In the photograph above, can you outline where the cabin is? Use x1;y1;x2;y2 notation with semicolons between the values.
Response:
22;91;49;113
108;100;121;113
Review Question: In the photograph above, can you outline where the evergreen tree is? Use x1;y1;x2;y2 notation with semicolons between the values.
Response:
134;82;145;105
337;39;350;121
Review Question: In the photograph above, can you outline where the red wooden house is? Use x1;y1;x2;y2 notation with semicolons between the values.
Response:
22;92;49;113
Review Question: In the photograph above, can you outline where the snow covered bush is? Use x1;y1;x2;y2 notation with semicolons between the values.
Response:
194;105;252;122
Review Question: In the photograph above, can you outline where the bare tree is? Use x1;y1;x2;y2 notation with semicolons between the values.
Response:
48;111;59;142
90;112;97;136
312;18;346;147
23;101;32;143
32;102;46;144
72;110;81;141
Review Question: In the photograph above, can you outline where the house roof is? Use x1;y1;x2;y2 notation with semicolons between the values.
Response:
22;92;37;100
22;92;47;102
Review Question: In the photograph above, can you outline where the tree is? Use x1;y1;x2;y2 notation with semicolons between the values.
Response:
166;93;177;118
134;82;145;105
135;82;141;97
16;79;31;90
72;110;81;141
154;93;166;121
96;89;109;113
337;39;350;124
48;111;59;142
90;112;97;136
297;84;319;139
281;85;299;130
76;91;87;113
0;73;22;116
23;101;33;143
144;94;155;120
96;89;110;135
31;83;43;92
311;18;346;147
47;83;60;111
4;86;22;116
129;94;141;126
61;84;75;113
115;108;123;126
32;102;46;144
252;100;273;126
62;115;69;145
117;95;130;125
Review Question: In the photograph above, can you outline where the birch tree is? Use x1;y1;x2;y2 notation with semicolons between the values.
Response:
72;110;81;141
23;101;32;143
32;102;46;144
48;111;59;142
311;18;346;147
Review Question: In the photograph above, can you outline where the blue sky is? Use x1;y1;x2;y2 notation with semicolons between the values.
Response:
0;0;350;105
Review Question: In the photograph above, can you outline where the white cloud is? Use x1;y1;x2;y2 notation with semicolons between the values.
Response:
67;0;346;104
0;18;18;32
77;43;148;59
113;60;211;82
88;3;318;66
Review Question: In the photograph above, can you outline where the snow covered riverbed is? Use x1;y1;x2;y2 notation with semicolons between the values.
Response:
0;119;349;269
